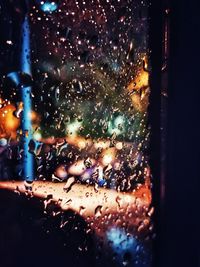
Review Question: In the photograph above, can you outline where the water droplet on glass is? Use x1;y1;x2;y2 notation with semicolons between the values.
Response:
122;252;132;266
24;180;33;191
84;157;92;169
95;205;102;217
71;79;83;94
5;71;33;88
0;138;7;146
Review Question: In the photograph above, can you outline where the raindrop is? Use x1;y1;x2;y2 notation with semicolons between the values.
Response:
62;198;72;207
94;182;99;193
147;206;154;217
126;41;135;62
55;86;60;102
28;139;36;154
24;180;33;191
122;252;132;266
58;27;72;40
84;157;92;169
103;164;113;180
71;79;83;94
54;165;68;180
51;174;63;182
4;71;33;89
65;27;72;39
57;141;68;156
77;115;83;122
0;138;7;146
117;7;127;22
79;206;86;216
13;102;23;118
63;177;75;193
67;151;74;159
94;205;102;217
102;122;108;134
115;195;122;208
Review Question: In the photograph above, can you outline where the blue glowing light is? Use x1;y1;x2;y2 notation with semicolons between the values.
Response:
106;227;137;251
21;16;34;181
106;227;151;266
39;1;58;13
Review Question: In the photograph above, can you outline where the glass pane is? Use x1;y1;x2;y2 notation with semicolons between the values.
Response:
0;1;157;266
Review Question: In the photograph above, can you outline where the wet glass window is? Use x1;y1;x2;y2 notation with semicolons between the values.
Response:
0;1;156;266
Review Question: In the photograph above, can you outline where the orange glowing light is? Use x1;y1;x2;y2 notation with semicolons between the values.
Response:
31;110;41;124
0;103;20;138
127;69;149;92
126;56;150;113
101;147;116;166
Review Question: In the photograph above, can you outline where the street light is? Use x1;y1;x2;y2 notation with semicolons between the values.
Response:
20;0;59;181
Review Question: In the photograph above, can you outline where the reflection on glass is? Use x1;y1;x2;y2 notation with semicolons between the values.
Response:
0;1;154;266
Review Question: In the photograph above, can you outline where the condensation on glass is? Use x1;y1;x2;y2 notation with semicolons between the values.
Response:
0;1;156;266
